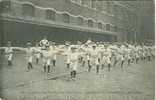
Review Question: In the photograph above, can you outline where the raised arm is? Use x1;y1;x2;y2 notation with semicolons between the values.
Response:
12;47;26;51
0;47;6;50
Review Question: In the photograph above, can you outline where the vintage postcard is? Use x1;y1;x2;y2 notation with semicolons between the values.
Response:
0;0;155;100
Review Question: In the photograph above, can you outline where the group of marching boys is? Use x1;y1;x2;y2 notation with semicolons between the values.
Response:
0;37;155;80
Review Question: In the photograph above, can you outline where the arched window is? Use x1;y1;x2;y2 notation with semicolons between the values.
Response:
0;0;11;13
62;13;70;23
77;17;83;25
98;22;102;29
22;3;35;16
106;24;110;31
46;9;56;21
88;19;93;27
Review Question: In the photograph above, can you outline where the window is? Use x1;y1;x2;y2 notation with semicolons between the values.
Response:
62;13;70;23
106;24;110;31
114;5;118;17
114;26;117;32
96;1;103;11
46;9;55;21
22;3;35;16
77;17;83;25
91;0;96;8
71;0;81;5
81;0;91;8
88;19;93;27
106;2;110;13
0;0;11;13
81;0;85;5
98;22;102;29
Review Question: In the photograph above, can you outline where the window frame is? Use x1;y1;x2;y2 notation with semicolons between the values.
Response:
62;13;70;23
87;19;94;28
45;9;56;21
22;3;35;17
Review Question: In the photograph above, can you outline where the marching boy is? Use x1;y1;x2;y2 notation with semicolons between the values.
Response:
49;41;57;67
42;46;52;73
3;41;14;66
34;42;42;64
88;44;101;74
25;42;35;71
17;42;40;71
41;44;63;73
68;46;81;80
0;41;21;66
60;45;81;80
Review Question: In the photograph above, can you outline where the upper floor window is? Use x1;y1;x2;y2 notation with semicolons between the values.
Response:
106;24;110;31
88;19;93;27
0;0;11;13
22;3;35;17
62;13;70;23
81;0;85;5
98;22;102;29
114;26;117;32
106;2;111;13
71;0;81;5
91;0;96;8
114;5;118;17
77;17;83;25
46;9;56;21
81;0;91;8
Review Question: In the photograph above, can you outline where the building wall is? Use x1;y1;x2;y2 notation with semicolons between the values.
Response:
0;0;140;45
2;19;115;46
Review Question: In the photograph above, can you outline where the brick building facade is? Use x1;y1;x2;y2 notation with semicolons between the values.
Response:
0;0;154;46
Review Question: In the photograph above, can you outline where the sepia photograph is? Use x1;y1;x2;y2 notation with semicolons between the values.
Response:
0;0;155;100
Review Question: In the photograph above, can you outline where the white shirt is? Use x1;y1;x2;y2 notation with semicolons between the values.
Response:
5;47;13;54
69;52;80;70
25;47;35;62
26;47;34;57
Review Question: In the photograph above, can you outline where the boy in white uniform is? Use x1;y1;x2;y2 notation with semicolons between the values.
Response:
25;42;35;71
42;46;52;73
119;46;126;68
49;42;57;67
68;46;80;80
59;45;81;80
1;41;14;66
82;44;90;68
105;48;112;71
5;42;13;66
19;42;42;71
62;42;71;69
135;46;140;63
41;45;62;73
88;44;101;73
119;54;124;68
142;45;147;61
126;47;132;66
34;42;42;64
112;47;119;67
101;51;107;70
15;42;35;71
151;45;155;59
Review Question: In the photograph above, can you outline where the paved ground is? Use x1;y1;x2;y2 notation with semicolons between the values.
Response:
0;53;155;100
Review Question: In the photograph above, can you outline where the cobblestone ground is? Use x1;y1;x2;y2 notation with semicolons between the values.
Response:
0;53;155;100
